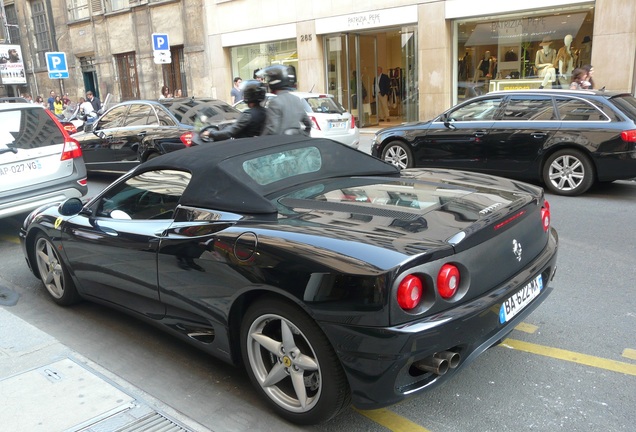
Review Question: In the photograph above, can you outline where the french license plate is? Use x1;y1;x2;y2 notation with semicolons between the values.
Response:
0;160;42;176
329;121;345;129
499;274;543;324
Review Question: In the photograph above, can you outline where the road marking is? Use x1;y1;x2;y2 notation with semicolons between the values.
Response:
502;339;636;376
356;408;431;432
515;322;538;334
622;348;636;361
0;235;20;245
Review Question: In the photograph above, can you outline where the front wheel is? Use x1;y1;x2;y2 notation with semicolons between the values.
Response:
542;149;595;196
381;140;413;169
34;233;80;306
241;297;350;425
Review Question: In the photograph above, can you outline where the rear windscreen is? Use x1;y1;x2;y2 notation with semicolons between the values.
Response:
0;107;64;149
303;97;345;114
610;95;636;121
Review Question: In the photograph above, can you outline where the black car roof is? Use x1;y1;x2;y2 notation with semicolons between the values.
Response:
136;135;400;214
487;89;628;99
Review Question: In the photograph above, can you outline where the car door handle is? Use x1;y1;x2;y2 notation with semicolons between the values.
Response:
532;132;547;139
137;131;147;138
473;131;487;138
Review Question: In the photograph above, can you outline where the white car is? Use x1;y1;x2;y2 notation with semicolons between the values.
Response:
234;91;360;149
0;103;88;218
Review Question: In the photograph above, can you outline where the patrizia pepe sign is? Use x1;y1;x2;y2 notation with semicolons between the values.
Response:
315;5;417;34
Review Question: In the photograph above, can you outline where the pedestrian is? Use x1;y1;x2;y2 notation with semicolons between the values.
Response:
78;97;95;118
86;91;101;113
231;77;243;104
159;85;171;99
47;90;56;111
35;95;46;108
199;80;267;141
53;95;65;117
374;66;391;122
569;68;589;90
62;92;71;106
21;93;33;103
257;65;311;136
174;88;183;97
580;64;595;89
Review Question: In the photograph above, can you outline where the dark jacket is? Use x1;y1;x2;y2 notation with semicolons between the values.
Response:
89;96;101;112
207;106;266;141
374;73;390;97
262;90;312;136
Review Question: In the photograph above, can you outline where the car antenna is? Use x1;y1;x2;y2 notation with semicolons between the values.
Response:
309;84;315;93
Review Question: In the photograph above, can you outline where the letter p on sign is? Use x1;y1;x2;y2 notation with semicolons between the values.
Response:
152;33;170;51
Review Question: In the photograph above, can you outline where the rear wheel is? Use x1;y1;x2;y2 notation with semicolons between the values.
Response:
241;297;350;424
34;233;80;306
381;141;413;169
542;149;594;196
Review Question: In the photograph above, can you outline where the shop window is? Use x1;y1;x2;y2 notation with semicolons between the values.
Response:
455;7;595;102
230;40;298;87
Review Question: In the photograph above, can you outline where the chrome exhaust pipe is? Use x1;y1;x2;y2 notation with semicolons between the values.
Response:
414;356;449;375
434;351;460;369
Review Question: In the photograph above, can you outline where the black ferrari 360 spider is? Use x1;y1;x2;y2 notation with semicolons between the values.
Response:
20;135;558;424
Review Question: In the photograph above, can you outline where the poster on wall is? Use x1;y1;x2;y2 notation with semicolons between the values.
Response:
0;44;27;85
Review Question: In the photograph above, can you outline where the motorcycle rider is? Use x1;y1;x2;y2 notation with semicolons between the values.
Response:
199;80;268;141
257;65;312;136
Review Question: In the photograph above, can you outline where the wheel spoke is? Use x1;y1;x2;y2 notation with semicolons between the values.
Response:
290;368;308;409
280;320;298;353
251;332;282;356
261;361;288;387
294;353;318;371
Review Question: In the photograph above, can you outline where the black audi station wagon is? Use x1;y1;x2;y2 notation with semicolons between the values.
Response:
372;90;636;196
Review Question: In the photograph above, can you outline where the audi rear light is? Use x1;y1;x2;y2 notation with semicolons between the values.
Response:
61;138;82;161
181;131;194;146
309;116;321;130
437;264;460;299
541;200;551;232
620;129;636;142
397;274;423;310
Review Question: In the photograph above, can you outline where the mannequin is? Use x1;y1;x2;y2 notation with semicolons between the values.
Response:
474;51;495;82
556;34;575;79
535;37;557;89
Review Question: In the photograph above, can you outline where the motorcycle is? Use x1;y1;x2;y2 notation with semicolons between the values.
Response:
59;103;98;134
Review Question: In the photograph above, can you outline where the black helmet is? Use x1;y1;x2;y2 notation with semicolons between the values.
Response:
257;65;296;91
242;80;267;103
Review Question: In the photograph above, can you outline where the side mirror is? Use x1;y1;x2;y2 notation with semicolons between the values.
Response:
58;198;84;216
441;113;457;130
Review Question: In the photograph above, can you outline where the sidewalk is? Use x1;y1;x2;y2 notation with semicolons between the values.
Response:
0;306;212;432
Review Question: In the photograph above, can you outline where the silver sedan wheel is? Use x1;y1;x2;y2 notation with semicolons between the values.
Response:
547;154;586;192
245;313;322;413
35;236;65;299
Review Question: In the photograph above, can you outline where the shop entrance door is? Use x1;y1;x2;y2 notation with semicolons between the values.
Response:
354;34;378;127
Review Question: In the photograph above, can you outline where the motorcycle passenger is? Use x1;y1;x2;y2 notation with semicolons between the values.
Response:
199;80;268;141
257;65;312;136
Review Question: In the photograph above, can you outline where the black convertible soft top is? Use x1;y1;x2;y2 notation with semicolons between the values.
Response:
137;135;399;214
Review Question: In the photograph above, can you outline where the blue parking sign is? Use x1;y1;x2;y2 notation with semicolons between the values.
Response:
152;33;170;51
46;52;69;79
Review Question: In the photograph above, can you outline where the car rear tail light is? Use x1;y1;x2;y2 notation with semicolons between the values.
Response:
397;274;423;310
309;116;321;130
620;129;636;142
541;200;551;232
61;138;83;161
437;264;460;299
181;131;193;146
77;178;88;186
350;115;355;129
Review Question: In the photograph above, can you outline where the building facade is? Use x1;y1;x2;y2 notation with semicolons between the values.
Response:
2;0;635;127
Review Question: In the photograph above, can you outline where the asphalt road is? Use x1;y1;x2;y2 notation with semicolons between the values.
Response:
0;137;634;431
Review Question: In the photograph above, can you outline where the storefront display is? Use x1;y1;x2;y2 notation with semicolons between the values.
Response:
455;7;595;101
